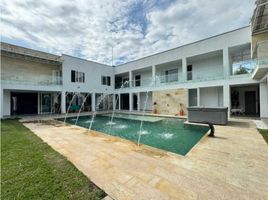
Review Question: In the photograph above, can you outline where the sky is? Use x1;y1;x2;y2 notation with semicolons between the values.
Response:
1;0;255;66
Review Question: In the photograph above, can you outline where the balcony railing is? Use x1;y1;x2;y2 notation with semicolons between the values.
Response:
1;74;62;86
231;59;257;75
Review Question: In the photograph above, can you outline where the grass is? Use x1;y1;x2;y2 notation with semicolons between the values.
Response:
258;129;268;145
1;119;106;200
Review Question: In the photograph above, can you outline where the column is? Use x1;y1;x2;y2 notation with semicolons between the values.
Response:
112;94;116;110
223;84;230;118
118;93;121;111
61;91;66;114
182;57;187;82
91;92;96;112
260;82;268;118
197;88;200;106
152;65;156;85
129;92;133;111
223;47;230;78
129;71;133;87
137;92;141;111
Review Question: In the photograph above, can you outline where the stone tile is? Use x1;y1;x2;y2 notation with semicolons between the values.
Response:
23;120;268;200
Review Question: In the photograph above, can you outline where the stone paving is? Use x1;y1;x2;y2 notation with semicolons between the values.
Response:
23;120;268;200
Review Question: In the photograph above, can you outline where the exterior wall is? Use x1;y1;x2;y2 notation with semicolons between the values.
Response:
140;92;152;111
200;87;223;107
189;54;223;80
133;70;152;87
1;55;61;84
152;89;187;115
252;32;268;58
62;55;114;93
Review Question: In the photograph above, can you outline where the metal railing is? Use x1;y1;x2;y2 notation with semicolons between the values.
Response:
1;74;63;86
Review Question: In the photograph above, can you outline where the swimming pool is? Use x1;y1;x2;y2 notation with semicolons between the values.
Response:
63;114;209;156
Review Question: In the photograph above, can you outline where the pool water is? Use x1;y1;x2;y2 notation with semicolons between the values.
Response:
63;114;209;156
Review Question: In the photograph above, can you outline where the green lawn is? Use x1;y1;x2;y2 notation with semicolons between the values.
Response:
1;120;106;200
258;129;268;145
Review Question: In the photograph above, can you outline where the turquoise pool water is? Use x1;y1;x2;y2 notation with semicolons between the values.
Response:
63;114;209;156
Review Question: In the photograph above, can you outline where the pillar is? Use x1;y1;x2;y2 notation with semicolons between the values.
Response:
197;88;200;106
118;93;121;111
129;71;133;87
152;65;156;85
129;92;133;111
223;47;230;78
91;92;96;112
112;94;116;110
182;57;187;82
137;92;141;111
61;91;66;114
260;82;268;118
223;84;230;118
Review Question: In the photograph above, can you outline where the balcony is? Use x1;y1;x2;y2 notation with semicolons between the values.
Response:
1;74;62;86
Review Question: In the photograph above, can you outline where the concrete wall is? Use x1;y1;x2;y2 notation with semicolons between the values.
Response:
152;89;187;115
200;87;223;107
252;32;268;58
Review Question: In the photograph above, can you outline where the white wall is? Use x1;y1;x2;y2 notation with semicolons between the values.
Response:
1;90;11;117
189;54;223;80
133;70;152;87
140;92;152;110
62;55;114;93
200;87;223;107
260;81;268;118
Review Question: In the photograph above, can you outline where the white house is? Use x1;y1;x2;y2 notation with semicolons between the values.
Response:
1;1;268;120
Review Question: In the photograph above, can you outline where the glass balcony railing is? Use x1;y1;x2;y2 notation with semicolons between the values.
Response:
231;60;257;75
1;74;62;86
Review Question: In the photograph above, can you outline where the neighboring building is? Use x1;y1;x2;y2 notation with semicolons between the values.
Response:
1;1;268;119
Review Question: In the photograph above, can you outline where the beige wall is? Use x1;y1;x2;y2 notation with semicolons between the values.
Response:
252;32;268;58
152;89;187;116
1;55;61;83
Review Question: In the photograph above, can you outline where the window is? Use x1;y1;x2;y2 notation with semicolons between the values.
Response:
71;70;85;83
71;70;76;82
102;76;111;86
107;76;111;86
135;75;141;87
187;65;192;80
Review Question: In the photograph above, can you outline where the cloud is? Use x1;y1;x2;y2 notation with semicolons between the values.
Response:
1;0;255;65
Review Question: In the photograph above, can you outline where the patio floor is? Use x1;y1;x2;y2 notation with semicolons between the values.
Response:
23;119;268;200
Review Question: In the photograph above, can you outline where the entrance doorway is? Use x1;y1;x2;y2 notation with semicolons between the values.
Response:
245;91;257;114
120;94;129;110
11;92;38;115
133;94;138;110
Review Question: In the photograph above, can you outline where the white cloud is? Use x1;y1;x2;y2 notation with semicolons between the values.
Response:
1;0;255;65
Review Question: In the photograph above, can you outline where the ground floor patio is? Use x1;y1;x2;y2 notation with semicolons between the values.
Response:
23;119;268;200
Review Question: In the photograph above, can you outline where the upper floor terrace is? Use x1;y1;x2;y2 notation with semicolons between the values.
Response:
1;42;63;87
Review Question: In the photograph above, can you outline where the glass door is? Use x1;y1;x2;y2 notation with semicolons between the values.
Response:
40;93;52;114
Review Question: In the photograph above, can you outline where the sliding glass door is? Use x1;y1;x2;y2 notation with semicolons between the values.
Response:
40;93;52;114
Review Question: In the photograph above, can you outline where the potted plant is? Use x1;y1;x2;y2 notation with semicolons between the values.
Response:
153;102;157;114
179;103;184;116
